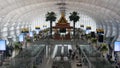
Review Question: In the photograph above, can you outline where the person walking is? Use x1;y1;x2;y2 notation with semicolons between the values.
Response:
72;51;76;60
69;49;72;59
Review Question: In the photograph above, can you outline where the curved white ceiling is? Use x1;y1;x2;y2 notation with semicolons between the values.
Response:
0;0;120;41
0;0;120;34
0;0;120;24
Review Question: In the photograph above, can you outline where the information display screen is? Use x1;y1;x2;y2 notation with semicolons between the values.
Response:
86;30;91;34
114;41;120;51
29;31;33;37
0;40;6;51
19;34;24;42
35;29;40;34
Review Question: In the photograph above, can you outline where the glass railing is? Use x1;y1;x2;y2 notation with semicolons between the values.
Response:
6;44;46;68
79;45;114;68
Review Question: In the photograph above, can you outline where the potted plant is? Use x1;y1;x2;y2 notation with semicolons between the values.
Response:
91;38;97;43
91;38;97;46
25;36;31;42
69;11;80;38
46;11;56;38
87;34;91;38
100;43;108;53
14;42;19;50
14;42;22;53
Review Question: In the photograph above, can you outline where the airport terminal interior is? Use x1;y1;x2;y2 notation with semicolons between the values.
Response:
1;0;120;68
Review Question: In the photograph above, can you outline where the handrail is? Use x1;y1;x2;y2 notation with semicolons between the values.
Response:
31;46;45;68
7;45;45;68
111;21;119;48
80;47;95;68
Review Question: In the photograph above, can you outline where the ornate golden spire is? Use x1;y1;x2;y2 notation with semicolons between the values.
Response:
58;12;67;24
61;12;65;17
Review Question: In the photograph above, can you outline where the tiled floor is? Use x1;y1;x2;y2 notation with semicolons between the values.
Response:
71;59;88;68
37;57;53;68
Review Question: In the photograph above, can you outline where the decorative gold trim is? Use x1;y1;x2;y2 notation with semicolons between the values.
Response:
58;13;68;24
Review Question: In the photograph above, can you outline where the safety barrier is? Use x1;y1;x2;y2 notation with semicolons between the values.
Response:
79;45;114;68
6;45;46;68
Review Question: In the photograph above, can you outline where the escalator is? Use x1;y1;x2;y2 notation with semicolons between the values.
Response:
55;46;62;57
52;45;71;68
64;46;68;56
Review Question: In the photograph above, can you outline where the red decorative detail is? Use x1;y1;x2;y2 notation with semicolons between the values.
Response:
52;13;73;40
53;13;73;29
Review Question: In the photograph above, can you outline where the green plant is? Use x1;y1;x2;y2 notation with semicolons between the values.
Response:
46;12;56;38
100;43;108;52
25;37;31;42
86;34;91;39
34;34;37;38
69;11;80;38
91;38;97;43
14;42;22;49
